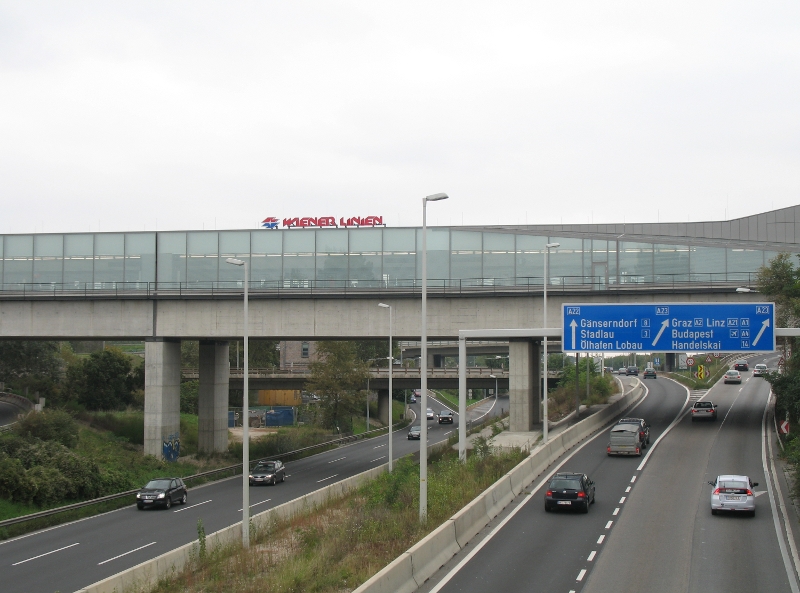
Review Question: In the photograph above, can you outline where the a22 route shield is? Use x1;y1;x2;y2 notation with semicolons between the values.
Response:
562;302;775;353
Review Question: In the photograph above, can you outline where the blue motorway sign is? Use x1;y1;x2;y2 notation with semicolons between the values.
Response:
562;302;775;353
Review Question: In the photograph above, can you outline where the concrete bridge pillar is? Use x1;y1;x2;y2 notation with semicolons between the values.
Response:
144;339;181;460
198;341;230;453
508;339;541;432
377;389;390;425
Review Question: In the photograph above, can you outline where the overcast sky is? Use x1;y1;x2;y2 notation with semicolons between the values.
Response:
1;1;798;235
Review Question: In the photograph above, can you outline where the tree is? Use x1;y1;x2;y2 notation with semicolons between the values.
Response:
64;348;138;410
0;341;64;385
229;340;280;368
757;252;800;329
305;341;369;431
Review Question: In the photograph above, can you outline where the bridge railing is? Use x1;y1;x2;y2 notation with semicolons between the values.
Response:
0;272;758;299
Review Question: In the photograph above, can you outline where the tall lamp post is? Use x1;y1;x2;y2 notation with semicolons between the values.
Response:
421;192;448;521
490;374;498;398
226;257;250;548
378;303;393;471
542;242;560;444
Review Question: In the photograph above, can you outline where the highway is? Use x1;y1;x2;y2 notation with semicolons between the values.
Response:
420;361;797;593
0;401;19;428
1;393;503;593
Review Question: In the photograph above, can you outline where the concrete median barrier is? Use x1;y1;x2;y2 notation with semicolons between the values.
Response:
408;520;460;587
453;496;490;547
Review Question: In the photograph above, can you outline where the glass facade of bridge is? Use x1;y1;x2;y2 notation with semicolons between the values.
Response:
0;228;780;290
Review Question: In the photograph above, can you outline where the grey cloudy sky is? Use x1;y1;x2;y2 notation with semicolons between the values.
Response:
1;1;798;235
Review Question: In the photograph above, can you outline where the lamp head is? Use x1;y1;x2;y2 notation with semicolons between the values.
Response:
226;258;245;266
425;193;449;202
378;303;390;308
546;242;560;249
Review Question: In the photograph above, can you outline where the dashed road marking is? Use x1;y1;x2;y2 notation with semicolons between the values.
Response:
98;542;156;565
12;543;79;566
619;496;626;504
605;520;613;529
316;474;338;483
625;486;631;493
328;457;346;463
597;535;605;544
371;456;386;463
587;550;596;561
577;569;587;581
630;476;636;483
613;508;620;516
173;500;211;513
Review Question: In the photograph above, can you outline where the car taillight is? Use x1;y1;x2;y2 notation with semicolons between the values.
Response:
746;489;753;496
607;446;611;452
692;409;696;413
635;447;640;454
640;431;645;438
713;488;720;495
546;490;553;497
577;491;586;498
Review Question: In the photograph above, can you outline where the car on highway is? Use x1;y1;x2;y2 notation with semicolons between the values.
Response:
691;400;718;421
136;477;187;510
753;363;768;377
249;460;285;486
733;360;749;371
407;425;421;439
426;407;435;420
607;424;643;456
615;417;650;446
409;394;417;404
617;367;627;374
626;366;639;376
438;410;454;424
723;369;742;384
544;472;596;513
709;474;758;516
643;367;657;379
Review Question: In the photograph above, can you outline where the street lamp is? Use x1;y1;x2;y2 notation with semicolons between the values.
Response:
543;242;560;444
490;374;498;398
378;303;393;472
421;191;448;522
226;257;250;548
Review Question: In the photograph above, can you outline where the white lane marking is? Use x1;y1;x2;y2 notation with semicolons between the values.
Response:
625;486;631;493
619;496;626;504
316;474;338;483
371;456;387;463
612;508;620;516
444;431;452;436
605;521;613;529
577;569;587;581
426;400;632;593
755;491;768;497
373;444;387;449
763;392;800;592
328;456;346;463
587;550;596;561
173;500;212;513
597;535;605;544
98;542;156;565
237;499;271;512
12;543;79;566
636;378;692;471
630;476;636;483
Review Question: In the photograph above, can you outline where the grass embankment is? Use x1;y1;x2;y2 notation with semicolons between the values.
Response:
435;389;485;411
150;445;527;593
546;373;619;421
666;355;733;390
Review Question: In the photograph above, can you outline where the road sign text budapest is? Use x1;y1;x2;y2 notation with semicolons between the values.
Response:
562;303;775;353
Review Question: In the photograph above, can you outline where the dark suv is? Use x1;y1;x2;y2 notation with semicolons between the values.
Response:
733;360;749;371
545;472;596;513
626;366;639;376
615;417;650;447
137;477;187;510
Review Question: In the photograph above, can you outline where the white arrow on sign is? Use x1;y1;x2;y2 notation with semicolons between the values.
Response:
570;319;577;349
780;420;789;434
651;319;669;347
752;318;770;347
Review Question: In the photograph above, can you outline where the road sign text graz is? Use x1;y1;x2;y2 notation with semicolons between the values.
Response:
562;303;775;353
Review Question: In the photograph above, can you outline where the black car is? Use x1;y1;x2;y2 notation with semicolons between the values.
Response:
643;368;657;379
615;417;650;446
544;472;596;513
438;410;454;424
137;477;187;510
734;360;749;371
408;425;421;440
626;366;639;376
249;460;285;485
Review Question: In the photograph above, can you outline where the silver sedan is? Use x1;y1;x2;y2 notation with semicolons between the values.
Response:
709;474;758;516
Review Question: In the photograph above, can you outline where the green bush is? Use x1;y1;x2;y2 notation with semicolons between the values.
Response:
14;410;79;448
86;411;144;445
229;425;334;461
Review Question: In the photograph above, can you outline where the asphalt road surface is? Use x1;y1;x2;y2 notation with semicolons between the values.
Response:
0;401;19;427
420;363;797;593
1;392;504;593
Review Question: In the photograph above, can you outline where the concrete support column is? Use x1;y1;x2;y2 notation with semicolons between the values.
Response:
144;339;181;460
198;341;230;453
508;339;541;432
377;389;390;425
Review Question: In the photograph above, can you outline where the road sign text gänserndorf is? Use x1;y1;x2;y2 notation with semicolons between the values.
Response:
562;303;775;353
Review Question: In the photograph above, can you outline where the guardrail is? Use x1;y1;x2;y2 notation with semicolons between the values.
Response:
0;419;407;530
0;392;35;434
0;272;758;300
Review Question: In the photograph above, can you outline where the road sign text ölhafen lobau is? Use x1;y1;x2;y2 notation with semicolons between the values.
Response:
562;303;775;353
